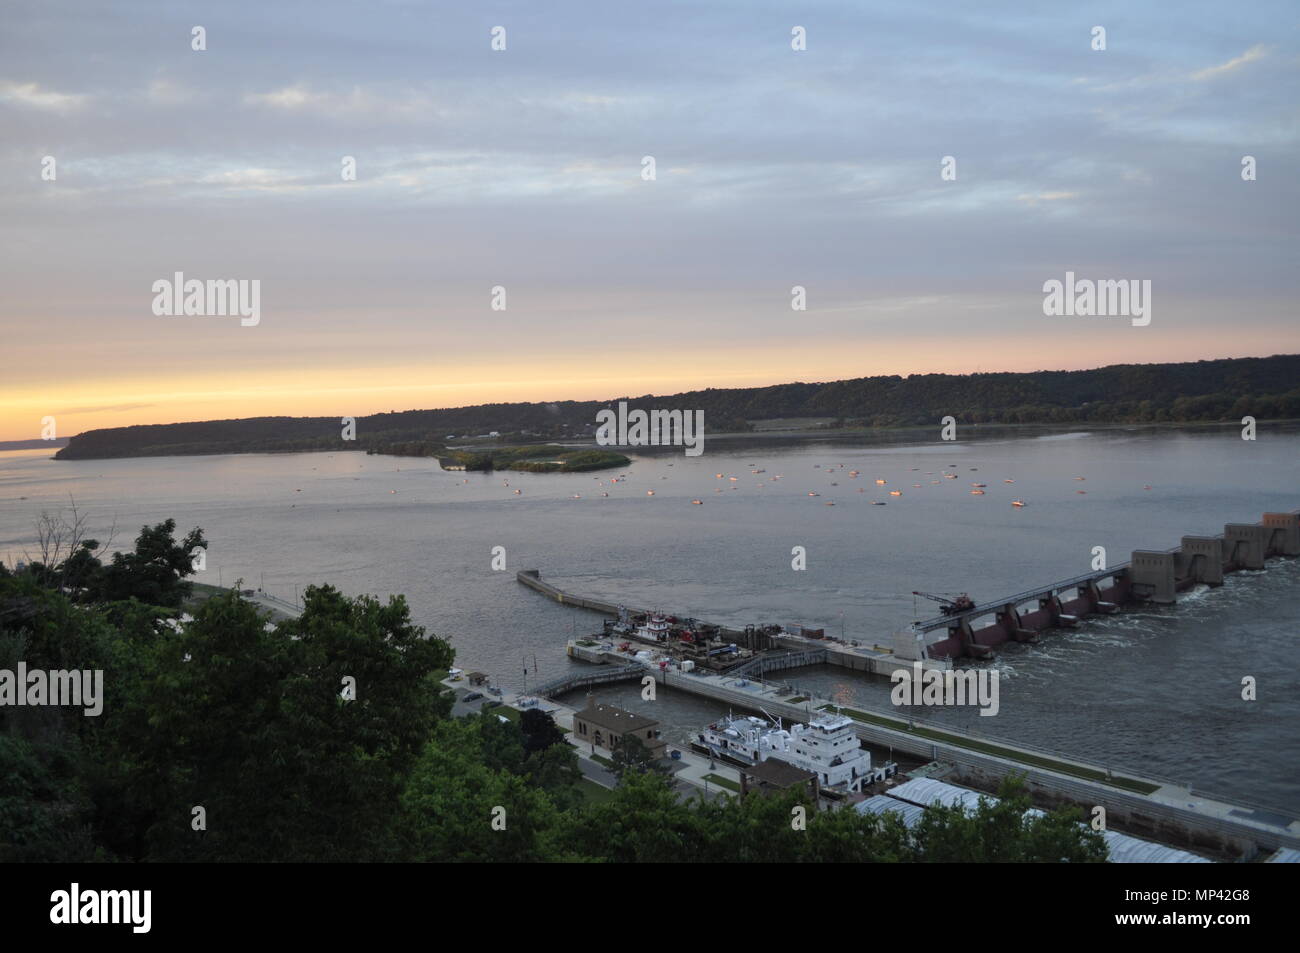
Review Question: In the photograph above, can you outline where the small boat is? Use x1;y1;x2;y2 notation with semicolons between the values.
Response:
1004;479;1015;484
889;490;903;496
1143;484;1152;490
912;484;922;488
691;499;703;505
647;490;655;496
971;483;986;488
875;479;887;485
716;473;725;479
825;501;835;506
970;489;985;495
808;492;820;497
871;501;887;505
514;489;521;495
1077;490;1087;494
944;474;957;479
1075;476;1086;481
1011;500;1025;507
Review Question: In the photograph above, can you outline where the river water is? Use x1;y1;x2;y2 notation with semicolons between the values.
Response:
2;424;1297;810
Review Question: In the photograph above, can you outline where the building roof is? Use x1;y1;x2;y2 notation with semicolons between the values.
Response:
575;702;659;734
856;794;926;828
885;777;1211;863
744;758;816;788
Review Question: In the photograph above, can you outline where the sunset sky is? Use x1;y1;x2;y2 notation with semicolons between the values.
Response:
2;0;1297;441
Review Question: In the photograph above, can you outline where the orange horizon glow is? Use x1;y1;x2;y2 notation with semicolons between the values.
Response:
4;334;1294;442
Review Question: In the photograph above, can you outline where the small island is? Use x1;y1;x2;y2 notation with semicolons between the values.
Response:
435;445;630;473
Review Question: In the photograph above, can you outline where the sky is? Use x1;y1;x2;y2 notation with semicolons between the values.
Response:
1;0;1297;441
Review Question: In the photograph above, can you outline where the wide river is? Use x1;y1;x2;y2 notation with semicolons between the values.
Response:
2;424;1297;810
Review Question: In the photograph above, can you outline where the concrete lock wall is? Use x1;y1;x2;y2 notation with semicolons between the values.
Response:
1262;512;1300;556
1224;524;1269;569
1179;536;1225;585
1129;551;1176;604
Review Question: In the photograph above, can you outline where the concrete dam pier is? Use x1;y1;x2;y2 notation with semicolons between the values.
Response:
914;509;1299;660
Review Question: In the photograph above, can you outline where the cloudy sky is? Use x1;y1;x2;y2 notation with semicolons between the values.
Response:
1;0;1296;440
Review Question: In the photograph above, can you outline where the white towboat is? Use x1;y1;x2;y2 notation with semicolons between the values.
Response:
695;711;873;793
636;614;672;642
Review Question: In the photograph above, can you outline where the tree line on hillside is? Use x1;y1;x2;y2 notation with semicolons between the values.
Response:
53;354;1300;460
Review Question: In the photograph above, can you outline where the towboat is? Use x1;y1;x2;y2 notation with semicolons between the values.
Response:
694;712;873;793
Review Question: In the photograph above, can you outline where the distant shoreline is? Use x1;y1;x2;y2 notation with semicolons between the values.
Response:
31;418;1300;464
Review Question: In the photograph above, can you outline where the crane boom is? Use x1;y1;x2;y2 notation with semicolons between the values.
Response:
912;590;976;616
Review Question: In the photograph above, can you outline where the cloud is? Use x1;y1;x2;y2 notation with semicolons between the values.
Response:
1191;44;1268;81
242;83;442;121
0;80;87;111
1016;191;1080;206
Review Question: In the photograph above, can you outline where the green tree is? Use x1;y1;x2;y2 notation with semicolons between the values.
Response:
520;708;567;754
111;586;452;861
909;776;1107;862
400;718;562;862
609;732;671;782
89;519;207;609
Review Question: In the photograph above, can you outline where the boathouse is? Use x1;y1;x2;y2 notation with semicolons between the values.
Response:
573;702;665;759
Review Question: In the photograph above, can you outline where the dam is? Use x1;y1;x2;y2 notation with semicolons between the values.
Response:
913;509;1300;660
518;507;1299;663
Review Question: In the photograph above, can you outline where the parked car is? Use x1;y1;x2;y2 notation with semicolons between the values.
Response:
463;691;484;702
483;700;503;710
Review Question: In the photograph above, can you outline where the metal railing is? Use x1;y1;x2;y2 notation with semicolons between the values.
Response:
914;564;1132;631
531;662;645;698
